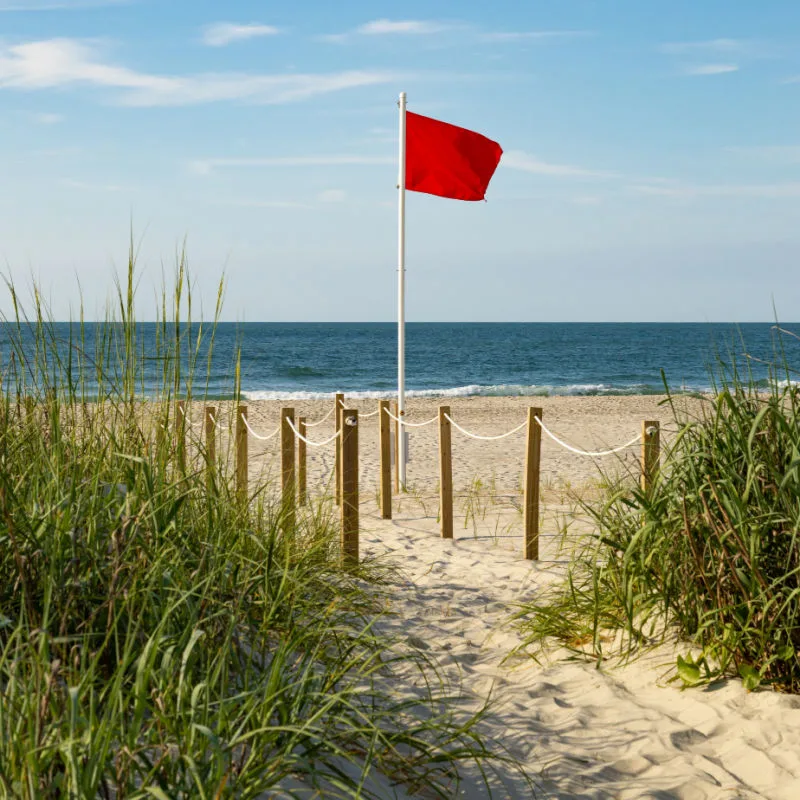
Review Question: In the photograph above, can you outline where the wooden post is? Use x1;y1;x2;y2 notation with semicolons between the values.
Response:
524;408;543;561
281;407;296;529
392;400;400;494
641;420;660;493
298;416;307;506
176;400;187;473
334;392;344;505
205;406;216;491
438;406;453;540
236;404;248;502
340;409;359;566
379;400;392;519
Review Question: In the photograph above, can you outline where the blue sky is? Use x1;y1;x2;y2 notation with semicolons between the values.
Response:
2;0;800;321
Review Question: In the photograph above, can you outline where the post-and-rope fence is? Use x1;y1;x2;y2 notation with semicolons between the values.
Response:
166;393;661;567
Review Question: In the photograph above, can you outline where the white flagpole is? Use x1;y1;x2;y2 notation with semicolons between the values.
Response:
397;91;407;489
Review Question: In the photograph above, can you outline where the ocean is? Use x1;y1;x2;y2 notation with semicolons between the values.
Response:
3;321;797;399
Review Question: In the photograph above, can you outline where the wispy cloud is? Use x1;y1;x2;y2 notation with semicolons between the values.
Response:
324;20;589;46
660;38;747;55
632;181;800;199
356;19;450;35
682;63;739;76
322;18;454;43
480;30;592;42
189;155;394;176
501;150;617;179
0;39;396;106
202;22;281;47
0;0;128;9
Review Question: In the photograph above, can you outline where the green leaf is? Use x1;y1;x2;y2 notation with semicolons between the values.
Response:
777;644;795;662
738;664;761;691
676;654;702;686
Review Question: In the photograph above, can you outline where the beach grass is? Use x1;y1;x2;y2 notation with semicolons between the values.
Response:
515;336;800;692
0;259;510;798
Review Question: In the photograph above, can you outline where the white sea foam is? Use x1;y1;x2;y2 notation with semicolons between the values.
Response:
242;382;707;401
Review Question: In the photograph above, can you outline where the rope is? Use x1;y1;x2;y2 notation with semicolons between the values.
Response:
444;413;527;441
535;416;641;457
383;408;439;428
286;417;341;447
241;414;280;441
176;405;201;429
304;405;335;427
359;408;380;418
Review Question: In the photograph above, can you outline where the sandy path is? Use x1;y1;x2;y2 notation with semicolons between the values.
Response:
361;508;800;798
188;396;800;798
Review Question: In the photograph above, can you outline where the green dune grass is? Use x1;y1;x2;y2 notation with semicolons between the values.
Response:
0;258;511;798
515;341;800;693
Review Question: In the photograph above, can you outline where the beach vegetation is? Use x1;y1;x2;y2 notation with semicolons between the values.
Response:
515;335;800;692
0;258;515;797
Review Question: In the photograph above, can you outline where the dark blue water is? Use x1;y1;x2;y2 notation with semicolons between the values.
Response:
3;322;799;399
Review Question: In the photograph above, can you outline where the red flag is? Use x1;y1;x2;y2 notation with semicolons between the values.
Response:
405;111;503;201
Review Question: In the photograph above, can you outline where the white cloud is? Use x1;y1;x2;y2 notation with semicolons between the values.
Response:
189;155;394;175
202;22;280;47
660;38;745;55
322;19;453;42
481;30;591;42
632;181;800;199
0;38;396;106
0;0;127;8
501;150;617;179
356;19;449;35
682;63;739;76
317;189;346;203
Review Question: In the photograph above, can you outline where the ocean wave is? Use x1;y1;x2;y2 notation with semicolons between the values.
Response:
242;382;710;401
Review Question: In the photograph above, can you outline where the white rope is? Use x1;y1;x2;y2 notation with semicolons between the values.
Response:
208;412;224;429
535;416;642;457
286;417;341;447
241;414;280;441
359;408;380;418
304;405;335;427
383;407;439;428
444;413;527;441
176;405;201;429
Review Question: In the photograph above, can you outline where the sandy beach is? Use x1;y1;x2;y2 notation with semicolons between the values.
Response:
173;394;800;798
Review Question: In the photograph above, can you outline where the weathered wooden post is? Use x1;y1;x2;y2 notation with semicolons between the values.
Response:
236;404;248;502
524;408;543;561
281;407;296;530
334;392;344;505
438;405;453;540
341;409;359;566
298;416;307;505
641;420;660;493
379;400;392;519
